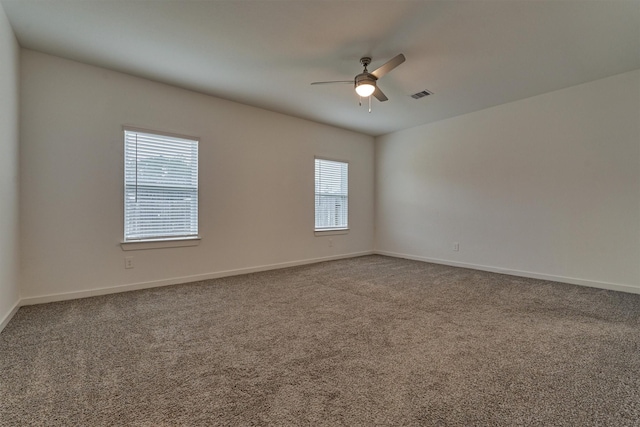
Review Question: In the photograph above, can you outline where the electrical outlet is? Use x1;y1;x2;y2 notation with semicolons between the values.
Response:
125;257;134;269
453;242;459;252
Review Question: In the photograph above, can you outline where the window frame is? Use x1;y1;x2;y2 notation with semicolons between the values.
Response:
121;126;201;250
314;156;349;234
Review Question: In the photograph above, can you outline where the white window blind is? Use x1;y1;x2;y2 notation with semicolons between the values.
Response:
124;129;199;241
315;158;348;230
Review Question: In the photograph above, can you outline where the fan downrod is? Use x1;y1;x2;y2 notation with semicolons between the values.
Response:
360;57;372;71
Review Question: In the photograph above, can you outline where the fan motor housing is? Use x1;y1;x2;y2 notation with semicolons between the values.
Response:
355;73;377;88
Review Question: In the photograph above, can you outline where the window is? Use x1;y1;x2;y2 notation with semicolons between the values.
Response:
315;158;348;231
124;128;199;242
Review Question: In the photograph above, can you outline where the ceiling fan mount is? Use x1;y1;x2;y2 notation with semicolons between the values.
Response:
311;53;406;105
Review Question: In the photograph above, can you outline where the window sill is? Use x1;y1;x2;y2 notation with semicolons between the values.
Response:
314;228;349;236
121;237;201;251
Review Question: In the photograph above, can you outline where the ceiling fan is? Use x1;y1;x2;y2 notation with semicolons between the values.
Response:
311;54;406;108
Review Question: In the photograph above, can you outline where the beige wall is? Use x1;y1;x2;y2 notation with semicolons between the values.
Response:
376;70;640;293
19;51;374;302
11;48;640;310
0;2;20;328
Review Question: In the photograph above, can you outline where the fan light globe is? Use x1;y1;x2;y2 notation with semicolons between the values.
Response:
355;83;375;97
355;72;376;97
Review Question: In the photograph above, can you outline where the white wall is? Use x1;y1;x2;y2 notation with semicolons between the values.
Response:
376;70;640;293
20;51;374;302
0;3;20;328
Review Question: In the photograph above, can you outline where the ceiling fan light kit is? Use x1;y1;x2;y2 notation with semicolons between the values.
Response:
355;77;376;97
311;54;406;112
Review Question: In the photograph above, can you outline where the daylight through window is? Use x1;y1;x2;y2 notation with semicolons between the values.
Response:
315;158;348;231
124;128;199;241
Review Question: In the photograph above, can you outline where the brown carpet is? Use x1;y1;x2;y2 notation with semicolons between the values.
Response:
1;255;639;426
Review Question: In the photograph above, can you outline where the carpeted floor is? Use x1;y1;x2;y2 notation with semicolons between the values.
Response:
1;255;640;426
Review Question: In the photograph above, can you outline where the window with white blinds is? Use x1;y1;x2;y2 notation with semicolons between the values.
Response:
124;128;199;241
315;158;348;231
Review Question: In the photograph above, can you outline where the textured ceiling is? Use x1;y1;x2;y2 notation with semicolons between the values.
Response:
2;0;639;136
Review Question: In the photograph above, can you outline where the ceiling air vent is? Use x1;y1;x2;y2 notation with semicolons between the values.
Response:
410;89;433;99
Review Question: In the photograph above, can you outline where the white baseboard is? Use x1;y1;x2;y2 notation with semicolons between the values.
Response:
0;300;21;333
14;249;639;314
375;250;640;295
20;251;374;306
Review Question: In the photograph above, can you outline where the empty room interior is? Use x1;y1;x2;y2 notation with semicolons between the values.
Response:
1;0;639;425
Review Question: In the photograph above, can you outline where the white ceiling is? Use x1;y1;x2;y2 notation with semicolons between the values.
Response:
2;0;639;136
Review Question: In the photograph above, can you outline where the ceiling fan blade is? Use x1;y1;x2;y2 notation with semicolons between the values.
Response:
373;87;388;102
370;54;406;79
310;81;353;85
